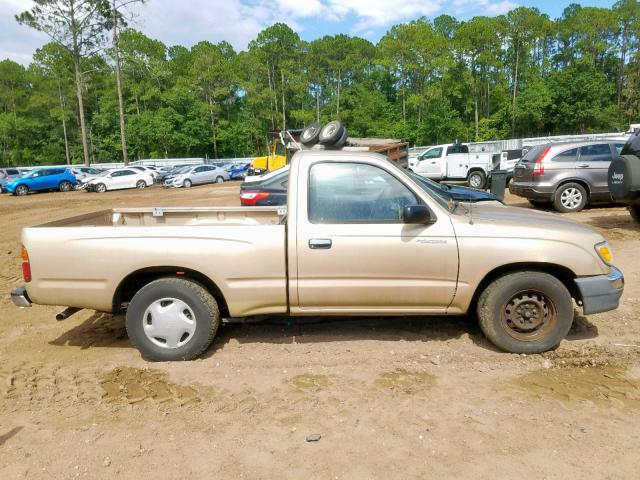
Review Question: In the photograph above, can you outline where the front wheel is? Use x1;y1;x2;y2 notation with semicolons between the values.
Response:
183;179;192;188
95;183;107;193
477;271;574;354
126;278;220;361
216;176;224;184
59;180;72;192
554;183;587;212
136;180;147;189
15;185;28;196
468;170;486;189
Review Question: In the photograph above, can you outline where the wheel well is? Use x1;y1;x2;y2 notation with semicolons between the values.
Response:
467;168;486;178
469;262;581;311
555;179;591;199
112;267;229;317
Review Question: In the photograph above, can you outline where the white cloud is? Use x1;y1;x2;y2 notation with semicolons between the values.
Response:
0;0;521;65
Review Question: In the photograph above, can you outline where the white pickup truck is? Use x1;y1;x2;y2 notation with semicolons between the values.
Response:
408;143;494;189
12;150;623;361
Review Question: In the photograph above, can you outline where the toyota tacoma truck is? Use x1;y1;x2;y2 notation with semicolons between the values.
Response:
11;150;624;361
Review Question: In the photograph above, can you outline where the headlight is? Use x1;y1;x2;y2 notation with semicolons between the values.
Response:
595;241;613;265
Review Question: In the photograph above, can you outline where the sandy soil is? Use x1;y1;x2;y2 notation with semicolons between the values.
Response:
0;184;639;479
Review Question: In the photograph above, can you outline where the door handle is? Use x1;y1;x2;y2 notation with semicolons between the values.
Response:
577;164;589;168
309;238;332;249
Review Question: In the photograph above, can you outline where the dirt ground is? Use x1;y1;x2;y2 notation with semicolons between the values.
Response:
0;183;639;479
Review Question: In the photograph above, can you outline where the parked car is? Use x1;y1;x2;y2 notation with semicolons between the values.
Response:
0;167;23;192
131;166;158;181
224;162;250;180
163;164;229;188
3;167;77;196
84;168;153;193
12;149;623;361
509;140;626;212
240;166;500;207
72;167;104;184
156;165;195;183
608;131;640;222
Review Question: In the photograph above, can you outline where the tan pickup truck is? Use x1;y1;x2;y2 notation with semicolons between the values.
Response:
12;150;624;361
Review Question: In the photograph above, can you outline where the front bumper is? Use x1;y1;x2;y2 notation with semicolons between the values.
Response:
11;286;32;307
575;266;624;315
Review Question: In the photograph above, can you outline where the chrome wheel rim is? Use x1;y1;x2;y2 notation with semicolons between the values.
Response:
302;125;319;140
469;174;482;188
60;182;70;191
501;290;557;342
560;188;582;209
96;184;106;192
216;177;223;183
142;298;196;349
16;186;27;195
184;180;191;188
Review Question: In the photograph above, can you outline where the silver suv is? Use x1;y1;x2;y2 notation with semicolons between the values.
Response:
510;140;625;212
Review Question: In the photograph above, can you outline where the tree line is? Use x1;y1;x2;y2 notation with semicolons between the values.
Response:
2;0;640;166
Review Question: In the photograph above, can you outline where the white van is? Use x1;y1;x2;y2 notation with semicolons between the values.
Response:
408;143;493;188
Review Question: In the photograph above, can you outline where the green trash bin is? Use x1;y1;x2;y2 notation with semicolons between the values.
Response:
490;170;507;200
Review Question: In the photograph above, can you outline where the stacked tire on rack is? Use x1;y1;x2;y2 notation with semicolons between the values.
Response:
300;121;348;149
608;131;640;223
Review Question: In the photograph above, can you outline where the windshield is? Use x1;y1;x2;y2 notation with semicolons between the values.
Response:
172;166;192;174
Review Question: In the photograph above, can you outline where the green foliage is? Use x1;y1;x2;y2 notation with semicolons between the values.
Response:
2;3;640;166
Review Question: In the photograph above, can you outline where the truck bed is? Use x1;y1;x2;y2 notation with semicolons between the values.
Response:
36;206;284;228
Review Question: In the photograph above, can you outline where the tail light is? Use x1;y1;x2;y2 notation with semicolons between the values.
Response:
533;146;551;177
240;192;270;206
21;245;31;283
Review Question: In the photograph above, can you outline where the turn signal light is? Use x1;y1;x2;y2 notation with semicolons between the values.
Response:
598;245;612;263
21;245;31;283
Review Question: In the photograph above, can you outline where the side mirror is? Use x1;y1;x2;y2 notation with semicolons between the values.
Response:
403;205;435;224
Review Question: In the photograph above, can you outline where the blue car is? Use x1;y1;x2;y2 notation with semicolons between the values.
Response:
4;167;77;196
224;162;250;180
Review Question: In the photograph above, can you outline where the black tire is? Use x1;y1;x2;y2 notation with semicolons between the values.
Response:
477;271;574;354
15;184;28;196
326;126;348;149
126;278;220;361
630;205;640;223
553;182;588;212
95;183;107;193
59;180;72;192
183;179;192;188
467;170;486;189
319;121;345;145
216;176;224;184
136;180;146;189
300;122;322;146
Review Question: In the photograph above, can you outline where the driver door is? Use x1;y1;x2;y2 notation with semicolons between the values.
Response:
415;147;444;179
294;161;458;313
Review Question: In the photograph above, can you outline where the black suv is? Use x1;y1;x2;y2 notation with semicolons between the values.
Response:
608;132;640;222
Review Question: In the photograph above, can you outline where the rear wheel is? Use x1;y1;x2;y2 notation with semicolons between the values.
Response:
468;170;486;189
126;278;220;361
477;271;574;354
136;180;146;189
59;180;72;192
554;183;587;212
216;176;224;184
15;185;28;196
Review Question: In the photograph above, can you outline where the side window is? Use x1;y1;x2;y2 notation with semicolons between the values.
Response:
7;169;19;175
111;171;122;177
194;166;207;173
552;148;577;162
580;144;613;162
421;147;443;160
121;170;135;176
308;163;418;223
447;145;468;154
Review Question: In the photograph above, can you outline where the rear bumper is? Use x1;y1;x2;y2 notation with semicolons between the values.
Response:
11;286;32;307
575;266;624;315
509;183;553;201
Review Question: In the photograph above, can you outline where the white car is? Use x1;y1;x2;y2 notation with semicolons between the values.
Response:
131;166;158;181
72;167;104;184
85;168;153;193
163;164;229;188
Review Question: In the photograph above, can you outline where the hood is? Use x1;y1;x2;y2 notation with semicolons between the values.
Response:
446;185;499;202
452;202;604;243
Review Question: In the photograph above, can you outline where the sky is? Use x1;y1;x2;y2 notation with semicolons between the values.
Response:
0;0;617;65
